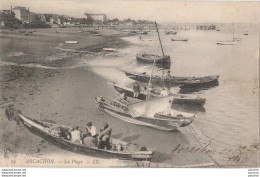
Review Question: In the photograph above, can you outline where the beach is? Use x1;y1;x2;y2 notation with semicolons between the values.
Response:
0;25;259;167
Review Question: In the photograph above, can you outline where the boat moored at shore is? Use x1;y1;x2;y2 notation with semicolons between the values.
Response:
94;96;195;131
5;107;153;161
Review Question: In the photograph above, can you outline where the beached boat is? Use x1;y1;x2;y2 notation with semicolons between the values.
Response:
5;108;153;161
136;53;171;65
94;96;195;131
111;83;206;106
124;71;219;89
171;37;188;42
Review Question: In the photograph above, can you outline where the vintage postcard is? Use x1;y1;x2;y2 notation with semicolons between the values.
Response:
0;0;259;168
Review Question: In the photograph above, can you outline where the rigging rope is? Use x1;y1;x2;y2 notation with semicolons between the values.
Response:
188;125;221;167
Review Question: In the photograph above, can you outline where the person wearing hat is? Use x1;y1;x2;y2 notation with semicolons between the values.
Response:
133;82;141;98
70;126;82;144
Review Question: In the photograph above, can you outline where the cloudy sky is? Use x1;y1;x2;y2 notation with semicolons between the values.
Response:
1;0;259;23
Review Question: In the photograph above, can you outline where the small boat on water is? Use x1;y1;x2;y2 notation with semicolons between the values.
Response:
136;53;171;65
217;23;237;45
165;30;177;35
103;48;116;52
65;41;78;44
111;83;206;106
124;71;219;89
216;41;237;45
92;33;101;36
171;37;188;42
5;108;153;161
94;96;195;131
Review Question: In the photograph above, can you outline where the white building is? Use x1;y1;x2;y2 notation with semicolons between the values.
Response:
85;13;107;24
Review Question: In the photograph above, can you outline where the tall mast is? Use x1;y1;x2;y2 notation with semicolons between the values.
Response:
232;23;234;42
155;21;165;56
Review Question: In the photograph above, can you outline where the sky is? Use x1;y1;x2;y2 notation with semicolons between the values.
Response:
0;0;259;23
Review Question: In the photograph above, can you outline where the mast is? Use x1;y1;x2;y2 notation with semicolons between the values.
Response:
155;21;165;56
232;23;234;42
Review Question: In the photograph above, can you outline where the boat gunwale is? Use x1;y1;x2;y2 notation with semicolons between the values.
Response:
19;113;153;156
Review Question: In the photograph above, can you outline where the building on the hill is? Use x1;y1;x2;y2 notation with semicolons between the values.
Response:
85;13;107;25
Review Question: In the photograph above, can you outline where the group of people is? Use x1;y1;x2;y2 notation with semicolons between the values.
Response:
133;82;170;98
49;122;112;149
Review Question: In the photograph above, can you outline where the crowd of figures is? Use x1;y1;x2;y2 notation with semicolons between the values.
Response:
49;122;112;150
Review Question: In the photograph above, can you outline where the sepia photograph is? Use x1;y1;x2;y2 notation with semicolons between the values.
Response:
0;0;259;170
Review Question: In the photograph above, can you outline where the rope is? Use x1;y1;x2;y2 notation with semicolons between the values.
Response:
188;125;221;167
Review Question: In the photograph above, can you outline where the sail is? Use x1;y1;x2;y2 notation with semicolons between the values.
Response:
128;96;173;117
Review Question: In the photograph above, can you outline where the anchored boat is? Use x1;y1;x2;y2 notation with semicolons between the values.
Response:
5;107;153;161
125;71;219;89
136;53;171;65
171;37;188;42
111;83;206;106
165;30;177;35
94;96;195;131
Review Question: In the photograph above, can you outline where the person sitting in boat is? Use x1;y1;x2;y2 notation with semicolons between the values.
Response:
133;82;141;98
82;122;97;147
49;125;62;137
160;87;169;96
119;93;127;101
162;69;171;78
97;123;112;149
70;126;83;144
84;121;97;138
59;127;72;140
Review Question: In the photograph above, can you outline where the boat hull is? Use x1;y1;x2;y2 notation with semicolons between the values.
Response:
136;54;171;69
171;38;188;41
165;31;177;35
112;83;205;106
125;71;219;89
5;109;153;161
94;97;194;131
216;41;236;45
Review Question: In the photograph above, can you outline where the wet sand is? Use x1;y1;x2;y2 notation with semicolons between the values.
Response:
0;26;259;167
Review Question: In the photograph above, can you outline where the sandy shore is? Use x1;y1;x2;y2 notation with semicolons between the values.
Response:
0;27;131;67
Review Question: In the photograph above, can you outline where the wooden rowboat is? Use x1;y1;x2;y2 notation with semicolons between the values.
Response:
111;83;206;106
65;41;78;44
5;108;153;161
216;41;237;45
94;96;195;131
165;31;177;35
124;71;219;89
171;38;188;42
136;53;171;66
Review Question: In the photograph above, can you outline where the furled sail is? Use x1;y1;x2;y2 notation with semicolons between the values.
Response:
128;96;173;117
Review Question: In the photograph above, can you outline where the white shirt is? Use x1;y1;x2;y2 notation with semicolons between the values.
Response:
160;89;168;96
88;126;97;137
70;130;81;143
